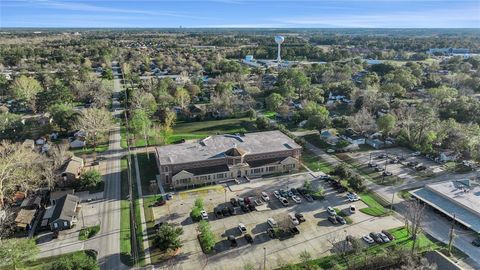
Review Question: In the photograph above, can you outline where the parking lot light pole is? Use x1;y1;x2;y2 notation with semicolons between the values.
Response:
263;247;266;270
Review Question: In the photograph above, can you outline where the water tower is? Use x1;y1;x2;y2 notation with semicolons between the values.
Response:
274;35;285;63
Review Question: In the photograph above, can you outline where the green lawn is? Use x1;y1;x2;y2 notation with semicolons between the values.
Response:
120;157;133;266
0;250;97;270
301;150;334;173
136;153;160;196
263;111;276;120
78;225;100;240
71;143;109;155
173;117;256;134
359;192;390;217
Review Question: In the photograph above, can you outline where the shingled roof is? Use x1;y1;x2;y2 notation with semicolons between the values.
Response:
51;194;79;222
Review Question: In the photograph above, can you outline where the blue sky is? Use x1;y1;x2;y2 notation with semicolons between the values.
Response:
1;0;479;28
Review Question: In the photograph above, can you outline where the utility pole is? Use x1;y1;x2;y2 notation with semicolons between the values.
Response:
263;247;267;270
382;151;388;184
448;214;456;255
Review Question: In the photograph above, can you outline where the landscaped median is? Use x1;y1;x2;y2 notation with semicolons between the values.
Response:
78;225;100;240
358;192;390;217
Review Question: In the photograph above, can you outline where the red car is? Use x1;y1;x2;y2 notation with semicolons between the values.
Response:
154;200;166;206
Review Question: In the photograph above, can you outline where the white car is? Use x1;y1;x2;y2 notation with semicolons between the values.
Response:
267;218;277;228
362;235;375;244
261;192;270;202
350;205;356;214
346;192;360;202
291;195;302;204
273;190;281;199
327;206;336;216
288;213;299;225
200;210;208;220
238;223;247;234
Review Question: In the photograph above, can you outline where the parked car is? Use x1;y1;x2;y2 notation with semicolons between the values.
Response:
368;162;378;168
228;235;237;247
304;194;314;202
261;192;270;202
240;204;250;212
320;175;332;180
238;198;245;206
244;197;252;205
327;207;336;216
288;213;300;225
222;208;230;216
200;210;208;220
295;213;306;223
381;230;395;241
369;232;383;243
337;187;347;193
279;189;288;197
248;204;256;211
290;227;300;235
273;190;281;199
244;233;254;243
411;151;421;156
287;190;294;197
350;205;356;214
267;218;278;228
279;197;289;207
346;192;360;202
382;171;393;176
377;153;387;159
214;207;222;218
362;235;375;244
407;161;419;167
375;167;384;172
238;223;247;234
290;188;299;195
379;232;390;243
328;216;338;224
336;216;347;224
230;198;238;206
291;195;302;204
228;206;236;215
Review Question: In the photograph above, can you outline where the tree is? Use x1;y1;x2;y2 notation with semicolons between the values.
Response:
377;114;396;137
174;87;190;109
47;251;99;270
427;85;458;105
302;101;330;130
348;108;376;135
48;103;78;133
0;141;44;209
404;200;425;254
198;220;216;253
74;108;113;152
154;223;184;252
130;109;152;146
102;68;113;80
36;79;73;112
9;75;42;110
0;238;38;269
380;83;405;101
265;93;284;112
276;68;310;99
79;169;102;190
131;92;157;116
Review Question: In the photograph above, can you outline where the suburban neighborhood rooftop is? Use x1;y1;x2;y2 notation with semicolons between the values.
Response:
156;130;301;165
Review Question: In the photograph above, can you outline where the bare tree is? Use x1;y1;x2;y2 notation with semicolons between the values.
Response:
404;200;426;254
348;107;376;135
74;108;114;152
0;206;16;239
326;231;352;268
0;141;44;208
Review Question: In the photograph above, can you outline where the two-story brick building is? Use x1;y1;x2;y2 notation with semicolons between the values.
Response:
155;131;302;189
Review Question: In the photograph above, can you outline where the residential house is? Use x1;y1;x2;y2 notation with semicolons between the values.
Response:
320;130;340;146
60;157;84;183
341;128;366;145
15;209;36;231
49;194;80;231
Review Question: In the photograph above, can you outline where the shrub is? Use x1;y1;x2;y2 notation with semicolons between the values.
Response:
198;221;216;253
79;169;102;190
190;207;202;222
48;251;99;270
153;224;183;252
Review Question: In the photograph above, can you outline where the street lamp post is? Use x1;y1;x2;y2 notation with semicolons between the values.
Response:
263;247;267;270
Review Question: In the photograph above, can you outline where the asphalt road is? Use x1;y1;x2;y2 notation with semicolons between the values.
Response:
92;75;127;270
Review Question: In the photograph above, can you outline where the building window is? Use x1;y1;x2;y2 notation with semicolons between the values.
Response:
164;166;169;172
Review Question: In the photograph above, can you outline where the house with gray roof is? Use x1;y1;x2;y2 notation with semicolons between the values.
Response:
155;131;302;189
49;194;80;231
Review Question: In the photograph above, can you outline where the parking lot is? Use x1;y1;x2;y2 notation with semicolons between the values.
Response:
153;172;403;270
342;147;446;185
